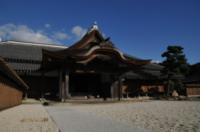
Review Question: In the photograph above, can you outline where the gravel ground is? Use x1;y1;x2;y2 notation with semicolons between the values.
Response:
50;100;200;132
71;100;200;132
1;100;199;132
0;104;59;132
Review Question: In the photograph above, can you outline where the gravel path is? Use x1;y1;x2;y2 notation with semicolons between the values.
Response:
0;104;59;132
47;100;200;132
46;106;150;132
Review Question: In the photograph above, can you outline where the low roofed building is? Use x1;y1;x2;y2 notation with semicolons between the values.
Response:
185;63;200;96
0;41;67;99
0;57;28;110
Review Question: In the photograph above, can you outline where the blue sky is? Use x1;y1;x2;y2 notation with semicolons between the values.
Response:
0;0;200;64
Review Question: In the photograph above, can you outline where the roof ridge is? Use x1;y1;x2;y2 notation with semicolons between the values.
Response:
0;40;67;48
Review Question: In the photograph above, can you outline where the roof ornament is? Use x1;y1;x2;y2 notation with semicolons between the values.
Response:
88;21;99;33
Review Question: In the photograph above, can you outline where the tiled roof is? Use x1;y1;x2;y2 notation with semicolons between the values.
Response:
141;63;163;71
0;41;67;71
8;62;41;72
122;63;163;80
185;63;200;83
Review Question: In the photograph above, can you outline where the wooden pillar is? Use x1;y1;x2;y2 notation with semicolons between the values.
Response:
59;69;70;102
110;83;114;99
24;91;28;100
59;69;64;101
63;71;69;101
101;73;110;100
41;71;45;98
111;81;118;99
118;78;123;101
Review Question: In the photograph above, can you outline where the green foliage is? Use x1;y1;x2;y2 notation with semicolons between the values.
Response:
161;45;189;95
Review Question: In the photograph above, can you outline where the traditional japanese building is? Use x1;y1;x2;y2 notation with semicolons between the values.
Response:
41;24;163;101
0;24;163;101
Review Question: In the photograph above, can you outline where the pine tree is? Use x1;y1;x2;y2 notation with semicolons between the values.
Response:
161;46;189;96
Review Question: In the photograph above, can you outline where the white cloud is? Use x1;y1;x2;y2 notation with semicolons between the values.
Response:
71;25;87;38
45;24;51;28
0;23;55;44
0;24;15;38
53;32;70;40
0;24;89;44
151;60;161;64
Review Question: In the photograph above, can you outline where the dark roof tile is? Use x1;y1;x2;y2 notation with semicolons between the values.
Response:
0;41;67;71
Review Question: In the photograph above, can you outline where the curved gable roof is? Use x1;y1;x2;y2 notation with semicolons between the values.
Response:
42;28;150;68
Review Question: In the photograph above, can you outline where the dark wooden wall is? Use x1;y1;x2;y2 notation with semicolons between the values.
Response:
123;80;165;97
186;84;200;96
